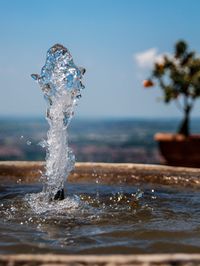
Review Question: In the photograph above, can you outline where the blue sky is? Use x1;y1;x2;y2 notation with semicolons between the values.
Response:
1;0;200;119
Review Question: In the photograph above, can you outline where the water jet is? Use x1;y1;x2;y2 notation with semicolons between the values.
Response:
31;44;85;201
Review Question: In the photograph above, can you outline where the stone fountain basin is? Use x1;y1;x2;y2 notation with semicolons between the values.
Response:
1;161;200;187
2;254;200;266
1;161;200;266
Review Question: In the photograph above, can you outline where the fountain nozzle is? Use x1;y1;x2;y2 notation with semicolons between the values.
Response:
54;189;65;201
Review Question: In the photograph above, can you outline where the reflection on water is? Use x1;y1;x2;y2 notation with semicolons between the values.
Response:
1;181;200;254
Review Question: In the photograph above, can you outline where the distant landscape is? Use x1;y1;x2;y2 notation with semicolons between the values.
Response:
0;117;200;164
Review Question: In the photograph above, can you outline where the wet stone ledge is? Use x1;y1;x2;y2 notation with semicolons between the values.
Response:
0;161;200;187
1;254;200;266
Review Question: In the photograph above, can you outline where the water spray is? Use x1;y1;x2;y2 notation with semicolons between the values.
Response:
31;44;85;200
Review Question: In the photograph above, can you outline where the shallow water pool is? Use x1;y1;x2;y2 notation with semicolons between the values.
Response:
1;180;200;254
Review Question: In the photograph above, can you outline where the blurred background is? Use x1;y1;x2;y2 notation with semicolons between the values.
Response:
0;0;200;163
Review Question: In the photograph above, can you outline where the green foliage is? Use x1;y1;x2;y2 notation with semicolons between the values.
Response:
150;40;200;102
146;40;200;136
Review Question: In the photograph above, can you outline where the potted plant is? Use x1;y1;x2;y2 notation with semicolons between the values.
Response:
143;40;200;167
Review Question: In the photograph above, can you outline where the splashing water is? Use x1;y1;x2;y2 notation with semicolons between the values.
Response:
31;44;85;200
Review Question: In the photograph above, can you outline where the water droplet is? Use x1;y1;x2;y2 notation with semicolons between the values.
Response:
37;224;41;228
151;196;157;200
135;189;144;200
26;140;32;145
38;139;46;148
38;170;42;174
31;74;40;80
11;206;15;212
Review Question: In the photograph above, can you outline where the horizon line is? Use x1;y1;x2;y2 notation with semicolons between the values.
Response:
0;115;200;121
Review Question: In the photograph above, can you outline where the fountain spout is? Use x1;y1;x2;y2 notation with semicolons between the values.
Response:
31;44;85;201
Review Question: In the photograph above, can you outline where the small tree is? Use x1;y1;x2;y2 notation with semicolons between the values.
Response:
144;40;200;136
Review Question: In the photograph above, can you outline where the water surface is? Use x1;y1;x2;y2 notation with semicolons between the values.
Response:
0;181;200;254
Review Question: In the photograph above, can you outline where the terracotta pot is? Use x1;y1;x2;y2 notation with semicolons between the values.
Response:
155;133;200;167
